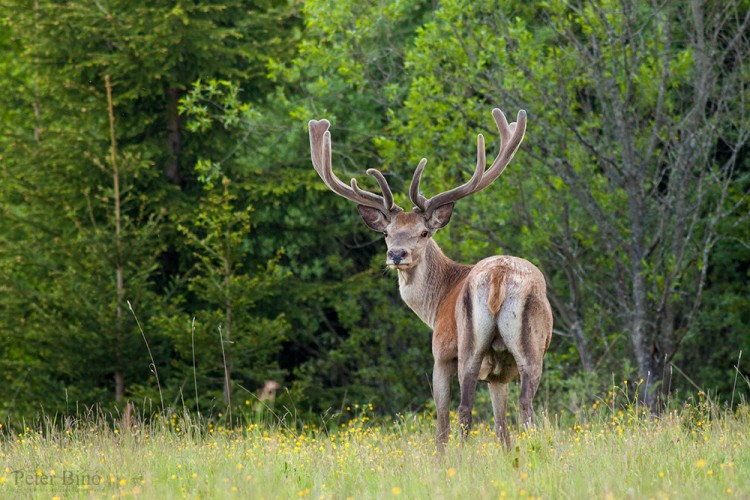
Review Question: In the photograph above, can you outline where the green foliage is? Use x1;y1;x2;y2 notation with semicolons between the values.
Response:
0;0;302;418
174;176;289;405
390;0;749;405
0;0;747;422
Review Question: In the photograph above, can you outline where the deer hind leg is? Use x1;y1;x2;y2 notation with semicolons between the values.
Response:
512;294;551;428
518;362;542;428
457;289;496;439
488;380;511;447
457;353;483;439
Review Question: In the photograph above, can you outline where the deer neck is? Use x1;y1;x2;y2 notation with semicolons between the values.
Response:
397;239;471;329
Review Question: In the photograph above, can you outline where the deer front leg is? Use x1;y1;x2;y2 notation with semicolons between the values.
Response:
432;358;455;453
457;353;483;439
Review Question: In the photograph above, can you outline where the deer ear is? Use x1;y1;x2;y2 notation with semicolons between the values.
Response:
426;203;454;229
358;205;389;232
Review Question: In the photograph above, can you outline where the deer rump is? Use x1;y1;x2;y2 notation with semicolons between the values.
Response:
455;255;551;386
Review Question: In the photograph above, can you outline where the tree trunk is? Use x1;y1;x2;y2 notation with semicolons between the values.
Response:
165;87;183;185
631;266;660;410
570;317;594;373
222;310;232;406
32;0;41;142
222;258;232;406
106;75;125;403
114;370;124;403
658;293;676;405
627;179;658;409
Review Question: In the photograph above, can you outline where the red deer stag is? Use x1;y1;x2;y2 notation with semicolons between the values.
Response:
308;109;552;450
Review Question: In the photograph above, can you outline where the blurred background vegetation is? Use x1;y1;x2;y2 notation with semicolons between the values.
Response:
1;0;748;422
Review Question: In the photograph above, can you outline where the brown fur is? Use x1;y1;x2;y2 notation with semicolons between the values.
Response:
486;271;507;316
433;280;462;361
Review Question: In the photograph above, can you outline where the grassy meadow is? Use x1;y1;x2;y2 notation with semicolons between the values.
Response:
1;393;748;499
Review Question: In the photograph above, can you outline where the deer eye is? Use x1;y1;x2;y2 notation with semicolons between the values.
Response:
383;231;388;237
421;231;429;238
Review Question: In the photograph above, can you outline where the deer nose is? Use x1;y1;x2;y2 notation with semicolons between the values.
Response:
388;248;408;264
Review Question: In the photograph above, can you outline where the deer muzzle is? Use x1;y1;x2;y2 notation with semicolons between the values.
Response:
386;248;410;267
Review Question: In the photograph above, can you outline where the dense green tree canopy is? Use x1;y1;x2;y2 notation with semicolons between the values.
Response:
1;0;747;423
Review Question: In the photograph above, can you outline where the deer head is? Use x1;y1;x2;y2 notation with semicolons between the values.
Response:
308;109;527;270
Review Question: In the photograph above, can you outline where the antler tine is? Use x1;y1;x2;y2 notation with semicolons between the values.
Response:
410;108;526;214
474;109;527;192
365;169;397;213
409;158;428;212
308;119;402;214
308;119;330;176
412;132;487;213
350;173;397;213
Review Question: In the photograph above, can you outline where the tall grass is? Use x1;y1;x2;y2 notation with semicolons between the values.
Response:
3;310;746;497
1;394;747;499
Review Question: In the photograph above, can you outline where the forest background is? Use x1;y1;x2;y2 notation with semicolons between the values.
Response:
1;0;748;423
